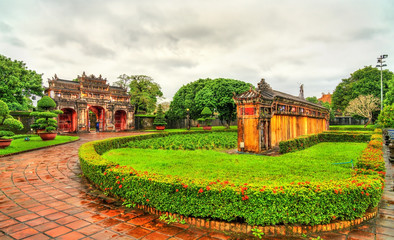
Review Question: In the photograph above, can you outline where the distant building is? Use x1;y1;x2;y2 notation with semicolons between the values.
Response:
45;72;134;133
318;93;332;104
233;79;329;153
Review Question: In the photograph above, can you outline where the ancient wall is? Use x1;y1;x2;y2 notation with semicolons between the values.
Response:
270;115;327;146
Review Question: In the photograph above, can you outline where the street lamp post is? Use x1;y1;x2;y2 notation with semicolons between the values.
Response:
186;108;190;130
376;54;388;110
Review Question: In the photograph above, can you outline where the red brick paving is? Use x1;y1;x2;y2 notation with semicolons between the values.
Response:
0;132;393;240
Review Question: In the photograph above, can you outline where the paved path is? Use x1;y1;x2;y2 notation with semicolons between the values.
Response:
0;132;393;240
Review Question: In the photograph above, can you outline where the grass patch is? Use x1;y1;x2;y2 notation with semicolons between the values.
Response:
102;142;366;186
0;135;79;156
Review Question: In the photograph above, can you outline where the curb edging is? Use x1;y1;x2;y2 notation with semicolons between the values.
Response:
134;203;377;236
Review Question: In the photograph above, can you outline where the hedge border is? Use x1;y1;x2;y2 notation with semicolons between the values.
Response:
279;131;373;154
79;129;385;229
131;203;377;236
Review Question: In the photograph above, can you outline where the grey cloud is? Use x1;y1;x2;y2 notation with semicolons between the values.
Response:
0;21;12;32
5;36;25;47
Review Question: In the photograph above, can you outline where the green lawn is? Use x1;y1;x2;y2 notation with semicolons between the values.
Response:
102;142;366;187
0;135;79;156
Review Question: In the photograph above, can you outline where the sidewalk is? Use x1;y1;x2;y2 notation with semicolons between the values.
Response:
0;133;393;239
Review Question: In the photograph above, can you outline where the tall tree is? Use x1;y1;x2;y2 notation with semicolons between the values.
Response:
383;75;394;106
345;95;380;126
332;66;393;113
115;75;163;114
305;96;319;104
167;78;252;126
166;79;211;120
0;55;44;110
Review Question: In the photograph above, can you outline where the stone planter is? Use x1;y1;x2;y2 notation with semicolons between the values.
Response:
203;126;212;131
155;126;166;130
39;132;57;141
0;139;12;149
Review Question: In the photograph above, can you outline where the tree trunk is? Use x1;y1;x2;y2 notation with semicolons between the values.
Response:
364;118;372;128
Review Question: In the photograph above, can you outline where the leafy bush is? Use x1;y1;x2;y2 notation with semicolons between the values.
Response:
125;132;237;150
197;107;215;126
79;130;385;226
377;103;394;128
30;96;63;132
329;125;375;131
153;104;167;126
0;100;23;138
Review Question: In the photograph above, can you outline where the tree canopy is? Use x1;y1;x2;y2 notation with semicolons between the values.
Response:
167;78;252;126
114;75;163;114
332;66;393;113
383;75;394;106
0;54;44;111
345;95;380;126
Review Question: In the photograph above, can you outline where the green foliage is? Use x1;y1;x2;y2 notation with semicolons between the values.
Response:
0;135;79;156
80;130;384;226
329;125;375;131
125;131;237;150
0;100;23;138
37;96;57;110
30;96;62;132
153;104;167;126
115;74;163;114
332;66;393;113
0;55;44;111
159;214;179;225
306;96;319;104
377;103;394;128
383;75;394;106
198;107;215;126
251;227;264;239
167;78;252;125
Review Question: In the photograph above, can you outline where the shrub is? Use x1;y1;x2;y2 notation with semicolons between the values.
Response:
153;104;167;126
0;100;23;138
30;96;63;132
79;130;385;226
197;107;215;126
377;104;394;128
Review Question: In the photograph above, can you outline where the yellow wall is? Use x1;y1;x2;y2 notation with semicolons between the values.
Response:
270;115;327;147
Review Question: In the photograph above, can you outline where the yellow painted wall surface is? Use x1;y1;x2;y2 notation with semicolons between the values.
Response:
271;115;327;147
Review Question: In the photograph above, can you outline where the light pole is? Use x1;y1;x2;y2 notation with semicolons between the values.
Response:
186;108;190;130
376;54;388;110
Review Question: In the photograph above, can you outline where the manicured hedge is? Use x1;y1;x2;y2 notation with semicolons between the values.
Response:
329;125;375;131
79;130;385;226
279;131;372;154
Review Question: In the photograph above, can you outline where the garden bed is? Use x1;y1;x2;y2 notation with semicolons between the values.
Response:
79;129;385;228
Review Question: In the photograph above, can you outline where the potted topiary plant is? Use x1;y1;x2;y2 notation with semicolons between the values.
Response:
197;107;215;130
30;96;63;141
0;100;24;148
153;104;167;130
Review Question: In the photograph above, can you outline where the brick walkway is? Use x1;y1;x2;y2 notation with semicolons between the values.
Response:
0;132;393;240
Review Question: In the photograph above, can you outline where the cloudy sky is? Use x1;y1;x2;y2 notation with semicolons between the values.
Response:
1;0;393;100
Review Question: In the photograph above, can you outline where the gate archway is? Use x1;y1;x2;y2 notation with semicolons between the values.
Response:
87;106;105;132
58;108;77;132
115;110;127;131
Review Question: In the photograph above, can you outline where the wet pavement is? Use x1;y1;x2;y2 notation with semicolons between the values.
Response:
0;132;393;240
